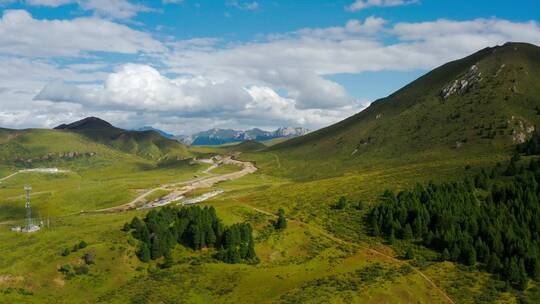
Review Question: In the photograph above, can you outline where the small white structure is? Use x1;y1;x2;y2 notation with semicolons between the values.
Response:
137;194;185;210
22;224;40;233
196;158;215;165
10;224;40;233
180;189;224;206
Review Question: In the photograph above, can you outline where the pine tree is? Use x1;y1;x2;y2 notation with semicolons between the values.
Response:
140;225;150;243
151;236;163;260
130;217;143;230
275;209;287;230
525;257;540;279
239;243;248;259
517;272;529;291
405;247;415;260
371;217;380;236
229;247;240;264
388;230;395;245
441;248;450;261
507;258;521;285
334;196;347;209
161;251;173;269
450;245;461;262
122;223;131;232
463;246;477;266
518;259;528;286
403;224;413;240
138;243;151;262
246;238;256;260
207;227;217;247
190;224;201;250
486;253;501;273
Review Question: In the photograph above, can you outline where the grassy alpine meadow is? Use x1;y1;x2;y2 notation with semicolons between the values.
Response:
0;145;447;303
0;174;444;303
215;149;539;303
0;157;209;220
0;140;536;303
0;129;533;304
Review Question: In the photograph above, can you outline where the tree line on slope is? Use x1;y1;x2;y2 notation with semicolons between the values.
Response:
125;206;258;265
368;154;540;290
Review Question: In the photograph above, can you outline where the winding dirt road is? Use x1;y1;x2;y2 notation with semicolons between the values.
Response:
89;156;257;213
0;172;18;182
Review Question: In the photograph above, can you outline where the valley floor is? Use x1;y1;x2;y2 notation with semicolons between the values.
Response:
0;151;537;303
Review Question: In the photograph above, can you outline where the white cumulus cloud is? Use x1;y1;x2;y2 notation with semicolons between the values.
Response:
34;64;251;113
0;10;163;57
33;63;362;132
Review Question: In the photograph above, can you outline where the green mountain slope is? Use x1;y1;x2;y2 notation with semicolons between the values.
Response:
0;118;192;170
0;128;115;164
266;42;540;178
225;140;266;152
54;117;191;160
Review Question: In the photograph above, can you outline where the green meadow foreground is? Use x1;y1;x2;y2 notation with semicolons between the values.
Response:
1;43;540;303
0;153;457;303
0;150;538;303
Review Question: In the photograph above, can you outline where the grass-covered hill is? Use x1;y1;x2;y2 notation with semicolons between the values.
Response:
3;117;191;163
0;127;116;168
265;42;540;179
224;140;266;153
188;140;267;158
55;117;191;160
0;118;204;220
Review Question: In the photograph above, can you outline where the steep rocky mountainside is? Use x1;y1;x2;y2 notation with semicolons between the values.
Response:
268;42;540;177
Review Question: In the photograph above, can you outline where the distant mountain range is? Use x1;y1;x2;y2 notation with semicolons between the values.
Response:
55;118;309;148
177;127;310;146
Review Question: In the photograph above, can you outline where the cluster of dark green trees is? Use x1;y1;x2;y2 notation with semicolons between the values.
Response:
126;206;257;264
368;157;540;290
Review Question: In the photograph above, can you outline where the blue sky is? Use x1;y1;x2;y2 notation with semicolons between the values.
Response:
0;0;539;134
